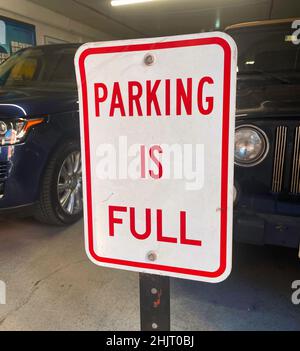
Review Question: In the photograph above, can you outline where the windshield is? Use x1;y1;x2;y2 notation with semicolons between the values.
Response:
227;23;300;75
0;46;77;88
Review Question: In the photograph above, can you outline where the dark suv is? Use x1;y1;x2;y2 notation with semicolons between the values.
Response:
226;19;300;250
0;44;82;225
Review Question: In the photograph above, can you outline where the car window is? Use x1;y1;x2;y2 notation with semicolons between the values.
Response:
0;47;77;88
48;52;76;83
9;57;39;82
227;25;300;74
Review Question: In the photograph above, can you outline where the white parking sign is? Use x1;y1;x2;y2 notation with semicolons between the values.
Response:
75;32;237;282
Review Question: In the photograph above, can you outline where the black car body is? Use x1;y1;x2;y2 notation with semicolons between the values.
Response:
227;18;300;249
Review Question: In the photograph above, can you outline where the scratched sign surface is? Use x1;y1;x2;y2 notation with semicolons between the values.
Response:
75;32;237;282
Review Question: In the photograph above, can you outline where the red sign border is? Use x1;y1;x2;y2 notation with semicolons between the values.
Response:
78;36;232;279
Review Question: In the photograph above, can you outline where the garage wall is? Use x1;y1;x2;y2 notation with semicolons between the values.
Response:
0;0;114;45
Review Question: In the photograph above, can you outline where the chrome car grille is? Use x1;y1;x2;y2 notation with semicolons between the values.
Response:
290;126;300;194
272;126;288;193
0;162;10;180
272;125;300;195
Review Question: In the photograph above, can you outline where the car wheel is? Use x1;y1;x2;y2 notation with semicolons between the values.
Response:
34;140;83;225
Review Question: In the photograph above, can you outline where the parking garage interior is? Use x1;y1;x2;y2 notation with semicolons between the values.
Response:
0;0;300;332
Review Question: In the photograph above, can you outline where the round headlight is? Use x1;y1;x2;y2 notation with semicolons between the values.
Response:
235;125;269;166
233;185;237;204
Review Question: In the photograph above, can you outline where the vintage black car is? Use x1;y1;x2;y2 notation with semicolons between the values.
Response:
226;18;300;250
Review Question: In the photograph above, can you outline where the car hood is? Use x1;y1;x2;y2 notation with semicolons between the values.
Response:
0;86;78;119
236;79;300;118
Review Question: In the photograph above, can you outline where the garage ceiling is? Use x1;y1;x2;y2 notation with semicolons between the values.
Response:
29;0;300;39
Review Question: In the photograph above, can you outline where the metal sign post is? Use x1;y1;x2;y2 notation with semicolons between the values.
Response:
139;273;170;331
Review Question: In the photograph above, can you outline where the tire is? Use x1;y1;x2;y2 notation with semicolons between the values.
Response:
34;140;83;225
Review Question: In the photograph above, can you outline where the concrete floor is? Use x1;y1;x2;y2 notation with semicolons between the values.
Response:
0;216;299;331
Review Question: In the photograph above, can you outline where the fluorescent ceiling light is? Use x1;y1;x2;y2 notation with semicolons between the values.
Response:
215;18;220;29
111;0;154;6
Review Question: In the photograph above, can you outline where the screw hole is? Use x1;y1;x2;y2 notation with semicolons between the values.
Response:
144;53;155;66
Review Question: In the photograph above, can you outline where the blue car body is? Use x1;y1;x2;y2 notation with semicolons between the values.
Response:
0;44;80;213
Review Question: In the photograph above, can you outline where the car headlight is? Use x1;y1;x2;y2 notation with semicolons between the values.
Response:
0;118;44;146
235;125;269;166
233;185;237;204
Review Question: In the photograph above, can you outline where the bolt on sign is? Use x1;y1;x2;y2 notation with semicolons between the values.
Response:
75;32;237;283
